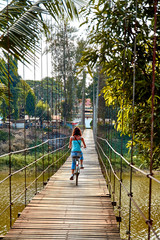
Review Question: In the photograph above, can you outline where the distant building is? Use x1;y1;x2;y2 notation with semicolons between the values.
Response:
85;98;93;119
71;98;93;128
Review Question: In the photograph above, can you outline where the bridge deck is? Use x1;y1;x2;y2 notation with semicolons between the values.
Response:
4;129;121;240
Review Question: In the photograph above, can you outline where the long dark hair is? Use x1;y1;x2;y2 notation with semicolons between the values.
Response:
72;127;82;136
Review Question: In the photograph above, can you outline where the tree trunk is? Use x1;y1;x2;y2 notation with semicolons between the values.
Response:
81;71;86;130
63;22;67;126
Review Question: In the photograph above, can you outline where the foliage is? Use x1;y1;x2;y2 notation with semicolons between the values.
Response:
26;90;35;117
0;130;9;142
48;21;84;122
17;79;32;118
75;40;87;100
26;77;61;107
0;148;70;170
0;0;82;114
0;55;21;121
0;0;80;63
36;100;51;123
78;0;160;169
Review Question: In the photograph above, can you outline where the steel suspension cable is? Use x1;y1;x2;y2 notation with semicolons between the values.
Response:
96;143;130;234
112;107;115;208
0;143;70;220
97;137;160;185
0;136;69;187
0;136;69;159
96;141;160;240
118;0;127;228
109;106;112;196
33;36;38;195
46;25;50;181
41;34;45;186
23;60;27;207
113;105;117;210
128;0;137;238
55;26;58;171
60;60;63;167
148;0;158;239
50;17;54;176
56;24;61;168
6;0;12;228
93;74;96;142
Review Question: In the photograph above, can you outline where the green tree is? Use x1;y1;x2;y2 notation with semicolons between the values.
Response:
78;0;160;168
26;77;61;108
49;21;78;122
0;56;21;121
17;79;33;118
26;90;35;118
36;100;51;127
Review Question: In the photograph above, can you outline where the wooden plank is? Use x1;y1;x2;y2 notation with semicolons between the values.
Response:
4;129;121;240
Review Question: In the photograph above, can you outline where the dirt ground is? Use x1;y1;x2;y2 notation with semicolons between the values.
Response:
0;127;71;155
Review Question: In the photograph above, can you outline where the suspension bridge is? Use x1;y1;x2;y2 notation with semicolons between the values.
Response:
1;129;121;240
0;126;160;240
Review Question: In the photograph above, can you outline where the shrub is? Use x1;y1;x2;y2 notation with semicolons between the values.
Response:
0;130;9;142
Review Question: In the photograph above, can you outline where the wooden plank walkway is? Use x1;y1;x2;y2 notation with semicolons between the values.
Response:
4;129;121;240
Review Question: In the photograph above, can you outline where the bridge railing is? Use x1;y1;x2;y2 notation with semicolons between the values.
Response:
96;137;160;240
0;136;70;236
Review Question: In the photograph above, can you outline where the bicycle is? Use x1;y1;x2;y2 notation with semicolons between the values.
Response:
72;155;80;186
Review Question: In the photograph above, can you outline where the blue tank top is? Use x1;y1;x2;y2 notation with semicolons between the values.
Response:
71;137;81;152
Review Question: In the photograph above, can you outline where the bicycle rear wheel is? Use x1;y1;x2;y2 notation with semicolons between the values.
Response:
76;172;79;186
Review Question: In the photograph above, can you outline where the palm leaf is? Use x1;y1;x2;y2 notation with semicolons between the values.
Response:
0;0;82;63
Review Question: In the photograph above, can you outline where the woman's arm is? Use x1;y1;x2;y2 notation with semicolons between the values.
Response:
69;137;72;149
81;137;86;148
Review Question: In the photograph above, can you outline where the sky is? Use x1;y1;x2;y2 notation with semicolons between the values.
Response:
18;19;87;81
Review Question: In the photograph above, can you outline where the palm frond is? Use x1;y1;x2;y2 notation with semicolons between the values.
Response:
0;0;82;63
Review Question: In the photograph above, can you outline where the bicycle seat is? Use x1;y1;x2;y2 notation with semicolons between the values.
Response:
72;156;80;159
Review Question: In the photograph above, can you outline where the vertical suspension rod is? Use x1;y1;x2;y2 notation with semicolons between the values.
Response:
41;35;45;186
7;0;12;228
34;38;37;194
23;61;27;207
51;18;54;175
128;0;137;238
148;0;157;239
46;30;50;181
119;0;127;229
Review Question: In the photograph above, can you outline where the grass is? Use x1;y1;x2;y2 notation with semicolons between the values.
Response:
0;147;70;171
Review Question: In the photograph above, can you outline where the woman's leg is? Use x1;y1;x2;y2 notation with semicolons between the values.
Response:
80;152;84;169
70;155;76;180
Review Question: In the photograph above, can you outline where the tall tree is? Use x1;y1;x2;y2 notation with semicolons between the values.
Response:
26;90;35;118
36;100;51;127
81;70;86;130
49;20;78;123
0;56;21;121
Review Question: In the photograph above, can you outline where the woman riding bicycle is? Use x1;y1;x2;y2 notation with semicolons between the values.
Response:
69;127;86;180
